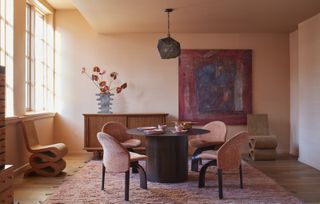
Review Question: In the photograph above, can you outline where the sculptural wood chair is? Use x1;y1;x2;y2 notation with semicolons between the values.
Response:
97;132;147;201
189;121;227;172
197;131;248;199
21;120;68;177
247;114;278;160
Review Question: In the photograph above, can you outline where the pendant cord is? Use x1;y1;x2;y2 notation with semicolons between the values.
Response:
167;11;170;37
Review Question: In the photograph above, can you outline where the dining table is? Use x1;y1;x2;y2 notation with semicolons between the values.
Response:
127;127;209;183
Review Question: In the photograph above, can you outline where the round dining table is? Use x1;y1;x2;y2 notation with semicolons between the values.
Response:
127;127;209;183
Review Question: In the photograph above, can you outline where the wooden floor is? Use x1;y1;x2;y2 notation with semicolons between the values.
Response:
13;153;92;204
13;153;320;204
247;154;320;203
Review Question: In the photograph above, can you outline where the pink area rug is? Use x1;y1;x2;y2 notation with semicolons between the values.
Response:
43;160;301;204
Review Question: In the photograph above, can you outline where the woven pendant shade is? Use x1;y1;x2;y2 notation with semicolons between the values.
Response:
157;37;181;59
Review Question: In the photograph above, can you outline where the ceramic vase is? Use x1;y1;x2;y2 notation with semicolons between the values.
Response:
96;93;114;113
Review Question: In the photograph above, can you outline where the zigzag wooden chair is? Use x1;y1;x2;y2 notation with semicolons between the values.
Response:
97;132;147;201
197;131;248;199
21;120;68;177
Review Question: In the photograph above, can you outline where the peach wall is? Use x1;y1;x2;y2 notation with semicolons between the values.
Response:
55;10;290;154
297;13;320;170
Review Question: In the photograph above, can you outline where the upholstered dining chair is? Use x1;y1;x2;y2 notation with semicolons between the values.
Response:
102;121;141;150
21;120;68;177
189;121;227;172
97;132;147;201
196;131;248;199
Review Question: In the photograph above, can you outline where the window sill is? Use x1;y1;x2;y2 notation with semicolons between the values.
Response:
5;112;56;125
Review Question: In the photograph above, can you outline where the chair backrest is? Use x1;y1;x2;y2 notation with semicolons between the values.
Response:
217;131;248;171
97;132;130;173
199;121;227;143
247;114;269;135
101;122;131;143
21;120;40;152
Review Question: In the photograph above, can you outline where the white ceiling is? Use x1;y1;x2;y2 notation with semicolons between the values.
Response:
48;0;320;33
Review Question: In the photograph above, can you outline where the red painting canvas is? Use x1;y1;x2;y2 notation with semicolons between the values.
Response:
179;49;252;125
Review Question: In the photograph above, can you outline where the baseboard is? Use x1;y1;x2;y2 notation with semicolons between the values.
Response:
298;157;320;171
14;163;30;176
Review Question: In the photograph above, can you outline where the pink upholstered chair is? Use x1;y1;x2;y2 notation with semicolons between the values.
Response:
102;122;141;149
189;121;227;172
196;131;248;199
97;132;147;201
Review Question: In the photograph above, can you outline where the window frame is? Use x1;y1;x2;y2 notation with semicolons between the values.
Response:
0;0;14;116
25;1;53;113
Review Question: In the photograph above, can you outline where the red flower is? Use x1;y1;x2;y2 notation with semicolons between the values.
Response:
116;87;122;93
110;72;118;80
81;65;127;94
99;81;107;87
121;83;127;89
93;66;100;72
100;85;110;93
92;74;98;81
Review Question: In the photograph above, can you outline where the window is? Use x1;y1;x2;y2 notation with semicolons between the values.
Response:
25;1;54;112
0;0;14;116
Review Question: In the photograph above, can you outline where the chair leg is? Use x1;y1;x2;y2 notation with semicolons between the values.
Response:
132;162;147;189
128;149;139;174
198;160;216;188
125;170;130;201
131;161;139;174
240;164;243;189
191;157;200;172
101;164;105;190
191;147;203;172
218;169;223;199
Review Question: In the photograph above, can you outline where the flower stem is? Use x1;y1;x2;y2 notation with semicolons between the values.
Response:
84;72;100;90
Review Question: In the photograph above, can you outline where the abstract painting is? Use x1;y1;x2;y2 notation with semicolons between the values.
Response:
179;49;252;125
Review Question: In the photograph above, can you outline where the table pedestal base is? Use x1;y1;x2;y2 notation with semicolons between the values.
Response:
146;136;188;183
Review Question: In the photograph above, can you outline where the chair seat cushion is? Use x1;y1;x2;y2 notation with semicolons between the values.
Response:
189;139;224;148
129;152;147;162
196;150;218;160
121;139;141;148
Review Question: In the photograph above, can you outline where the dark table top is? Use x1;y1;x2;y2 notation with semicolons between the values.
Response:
127;127;209;137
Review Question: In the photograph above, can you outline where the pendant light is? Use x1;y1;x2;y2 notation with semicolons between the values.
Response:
157;8;181;59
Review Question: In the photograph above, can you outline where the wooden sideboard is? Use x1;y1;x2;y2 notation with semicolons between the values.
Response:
0;165;14;203
83;113;168;154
